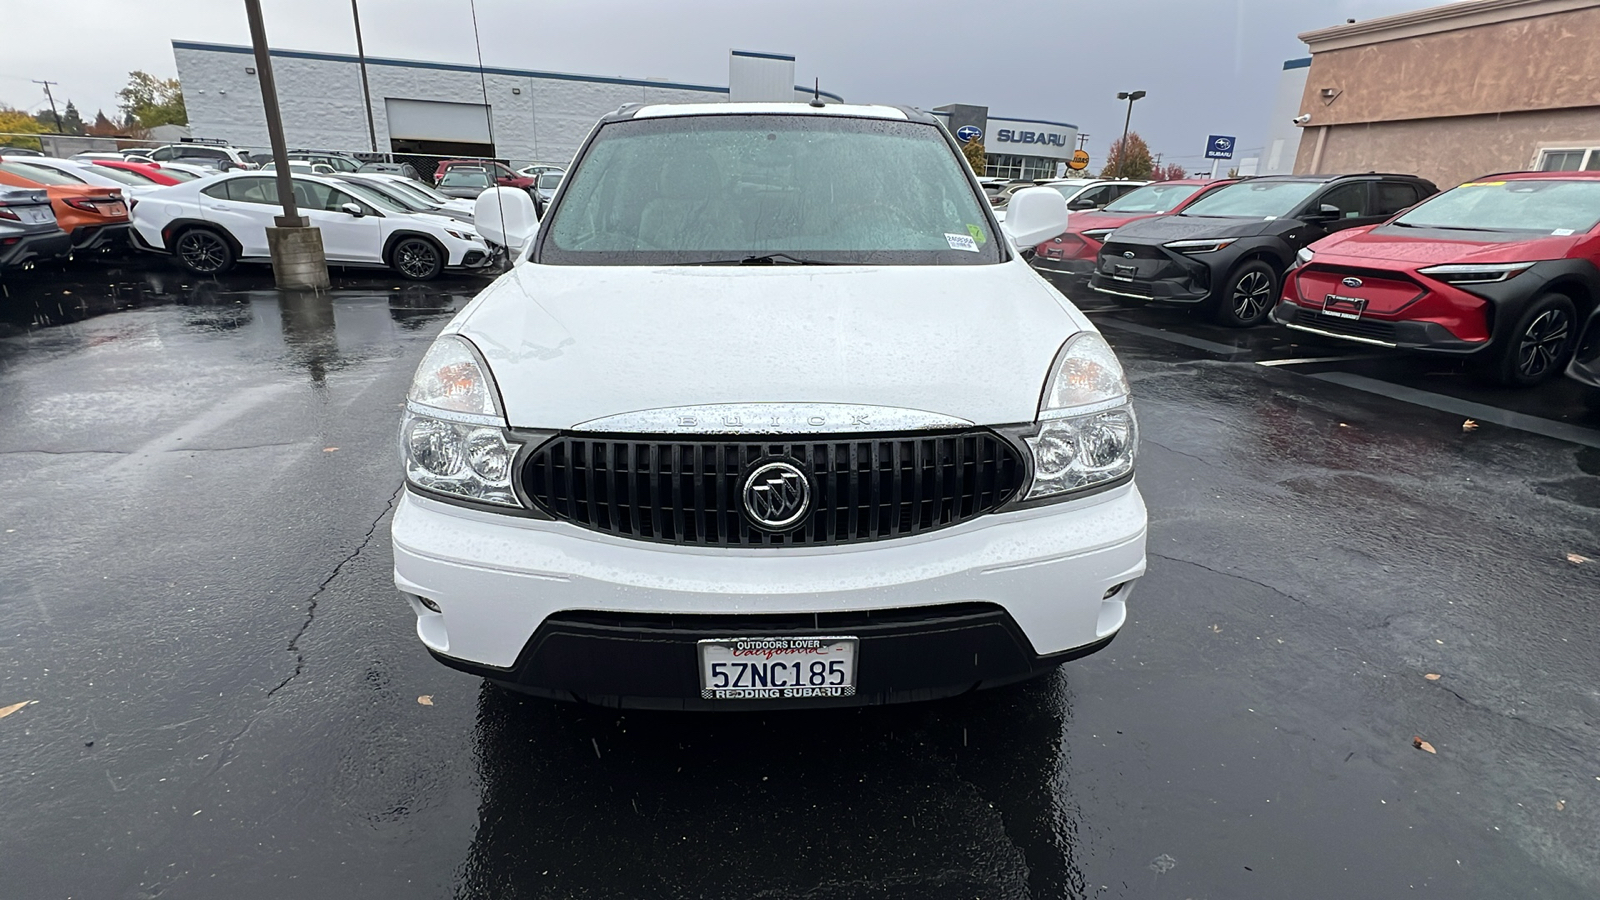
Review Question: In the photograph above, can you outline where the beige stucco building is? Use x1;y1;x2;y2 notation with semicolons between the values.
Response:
1292;0;1600;188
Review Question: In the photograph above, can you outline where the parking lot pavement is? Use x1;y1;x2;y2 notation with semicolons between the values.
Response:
1;259;1596;899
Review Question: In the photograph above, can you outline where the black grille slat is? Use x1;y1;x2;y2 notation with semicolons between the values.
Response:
525;429;1024;548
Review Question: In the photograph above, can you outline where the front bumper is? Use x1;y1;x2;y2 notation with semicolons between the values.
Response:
0;230;72;269
1031;257;1097;277
1087;246;1213;304
1271;300;1484;352
392;482;1148;709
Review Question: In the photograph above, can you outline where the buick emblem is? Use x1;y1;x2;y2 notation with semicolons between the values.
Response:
1341;276;1363;288
1123;251;1135;259
742;461;811;531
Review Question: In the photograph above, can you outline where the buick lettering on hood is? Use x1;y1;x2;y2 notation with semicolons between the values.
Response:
391;102;1148;709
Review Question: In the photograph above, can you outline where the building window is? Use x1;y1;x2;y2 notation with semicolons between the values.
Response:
1536;148;1600;171
984;154;1060;181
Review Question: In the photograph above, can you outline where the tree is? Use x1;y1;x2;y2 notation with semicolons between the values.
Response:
85;109;122;136
961;138;987;177
60;101;84;135
117;71;186;129
1153;162;1188;182
0;105;46;150
1099;132;1154;181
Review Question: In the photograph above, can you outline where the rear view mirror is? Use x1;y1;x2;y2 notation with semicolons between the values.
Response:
1308;203;1341;221
1068;197;1099;211
1000;187;1071;248
339;202;364;217
474;186;540;258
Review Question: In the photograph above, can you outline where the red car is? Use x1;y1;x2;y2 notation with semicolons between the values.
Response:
432;159;535;191
89;160;195;187
1273;170;1600;386
1032;178;1239;280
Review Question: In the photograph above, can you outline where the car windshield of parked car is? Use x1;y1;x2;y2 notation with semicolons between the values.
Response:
337;181;410;214
441;170;492;189
0;160;86;185
91;166;157;187
397;179;453;203
1102;182;1207;214
379;179;445;208
1390;179;1600;234
160;168;198;182
541;114;999;265
1180;180;1322;218
538;172;562;190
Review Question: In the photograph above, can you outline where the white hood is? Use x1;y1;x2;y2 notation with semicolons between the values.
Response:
451;260;1088;429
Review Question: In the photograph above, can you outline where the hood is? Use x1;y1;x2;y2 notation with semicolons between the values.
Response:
452;261;1086;429
1109;214;1276;243
1313;225;1582;265
1067;210;1161;234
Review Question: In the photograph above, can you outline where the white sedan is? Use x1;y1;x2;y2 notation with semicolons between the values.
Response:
0;155;161;197
129;171;493;280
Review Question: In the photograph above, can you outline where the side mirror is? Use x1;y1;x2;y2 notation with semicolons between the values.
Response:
340;202;365;217
1307;203;1340;221
1068;197;1099;211
474;186;540;257
1000;187;1071;249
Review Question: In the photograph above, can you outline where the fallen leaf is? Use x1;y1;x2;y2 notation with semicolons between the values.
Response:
1424;673;1441;681
1567;553;1590;565
417;695;434;706
1556;800;1566;811
0;700;37;720
1210;624;1222;633
322;447;339;453
1412;735;1437;754
1462;419;1479;432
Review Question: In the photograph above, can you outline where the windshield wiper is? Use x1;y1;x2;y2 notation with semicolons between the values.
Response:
677;253;838;266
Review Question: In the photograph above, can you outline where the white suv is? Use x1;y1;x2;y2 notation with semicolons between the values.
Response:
392;102;1148;709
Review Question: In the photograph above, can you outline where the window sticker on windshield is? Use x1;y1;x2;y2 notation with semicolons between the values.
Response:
1553;228;1576;236
1459;181;1507;188
945;233;980;252
966;224;987;245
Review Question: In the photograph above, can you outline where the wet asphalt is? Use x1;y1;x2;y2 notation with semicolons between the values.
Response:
1;256;1597;900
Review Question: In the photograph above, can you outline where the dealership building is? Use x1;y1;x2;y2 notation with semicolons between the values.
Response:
931;105;1079;180
1285;0;1600;187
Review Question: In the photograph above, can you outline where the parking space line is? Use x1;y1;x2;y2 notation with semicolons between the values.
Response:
1256;354;1383;367
1308;372;1600;449
1094;318;1248;357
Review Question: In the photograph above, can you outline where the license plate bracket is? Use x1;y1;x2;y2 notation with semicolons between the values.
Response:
698;635;858;700
1322;293;1367;320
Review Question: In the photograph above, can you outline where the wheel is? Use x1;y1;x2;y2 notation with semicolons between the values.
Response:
392;236;443;281
174;227;234;275
1476;293;1578;387
1209;260;1279;327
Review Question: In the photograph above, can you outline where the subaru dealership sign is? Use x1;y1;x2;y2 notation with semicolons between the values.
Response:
987;116;1077;160
1205;135;1236;160
955;125;983;143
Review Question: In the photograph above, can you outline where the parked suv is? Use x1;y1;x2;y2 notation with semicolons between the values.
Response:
1090;173;1437;326
433;159;535;191
147;141;256;171
1033;178;1238;283
392;103;1148;710
1274;172;1600;386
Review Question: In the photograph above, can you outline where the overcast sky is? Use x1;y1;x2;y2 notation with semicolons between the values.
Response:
5;0;1434;170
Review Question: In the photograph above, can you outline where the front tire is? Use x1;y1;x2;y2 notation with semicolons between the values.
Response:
1477;292;1578;387
174;227;234;275
392;236;444;281
1210;260;1279;328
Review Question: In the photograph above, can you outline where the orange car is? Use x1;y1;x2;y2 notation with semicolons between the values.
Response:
0;161;129;251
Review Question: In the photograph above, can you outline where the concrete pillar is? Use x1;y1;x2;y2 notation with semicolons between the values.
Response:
267;227;331;291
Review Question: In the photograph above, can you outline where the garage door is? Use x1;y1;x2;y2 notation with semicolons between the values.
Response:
384;98;492;143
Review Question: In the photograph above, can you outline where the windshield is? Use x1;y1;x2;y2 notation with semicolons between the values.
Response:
396;179;451;203
538;172;562;189
379;179;444;207
339;181;410;214
161;168;198;182
1391;179;1600;234
89;166;156;187
441;170;491;188
1044;182;1093;199
540;113;999;265
1103;182;1206;213
1181;180;1321;218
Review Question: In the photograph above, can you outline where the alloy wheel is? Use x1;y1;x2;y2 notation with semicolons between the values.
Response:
1231;271;1273;320
178;231;227;273
396;240;438;279
1515;308;1570;378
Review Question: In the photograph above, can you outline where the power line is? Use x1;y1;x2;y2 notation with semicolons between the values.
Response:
32;79;60;131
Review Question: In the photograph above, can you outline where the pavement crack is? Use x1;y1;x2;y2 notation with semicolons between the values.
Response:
1149;552;1308;607
0;448;131;457
266;485;402;698
1140;437;1221;470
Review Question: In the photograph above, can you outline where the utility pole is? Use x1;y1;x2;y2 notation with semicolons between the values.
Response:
32;80;61;132
351;0;378;154
244;0;329;289
1076;133;1091;150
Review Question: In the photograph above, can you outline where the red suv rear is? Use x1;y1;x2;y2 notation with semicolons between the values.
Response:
433;160;535;191
1033;178;1237;281
1273;171;1599;386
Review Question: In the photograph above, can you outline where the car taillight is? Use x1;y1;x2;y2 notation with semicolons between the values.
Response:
64;196;121;212
0;207;19;221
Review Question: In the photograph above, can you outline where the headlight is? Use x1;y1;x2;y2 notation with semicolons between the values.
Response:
1024;332;1137;501
1418;262;1535;284
1082;228;1115;241
1295;246;1315;267
402;335;522;507
1164;238;1235;254
444;228;481;242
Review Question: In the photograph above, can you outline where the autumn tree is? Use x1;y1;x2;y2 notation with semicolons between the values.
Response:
1100;132;1154;181
117;71;186;128
961;138;988;177
0;105;46;150
1152;162;1188;182
85;110;123;136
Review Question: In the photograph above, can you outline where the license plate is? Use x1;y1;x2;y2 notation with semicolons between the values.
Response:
1322;293;1366;320
104;202;127;216
21;207;50;224
698;635;857;700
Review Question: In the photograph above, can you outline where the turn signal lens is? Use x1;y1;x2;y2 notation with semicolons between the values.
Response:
1039;332;1129;417
408;335;501;419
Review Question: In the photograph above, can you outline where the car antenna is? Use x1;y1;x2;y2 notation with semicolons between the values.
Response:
809;78;825;108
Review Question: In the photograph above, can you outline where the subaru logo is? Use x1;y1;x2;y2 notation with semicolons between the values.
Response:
1341;276;1363;288
742;461;811;531
955;125;983;143
1123;251;1135;259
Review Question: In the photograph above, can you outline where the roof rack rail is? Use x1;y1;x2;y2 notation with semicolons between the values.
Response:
180;137;231;146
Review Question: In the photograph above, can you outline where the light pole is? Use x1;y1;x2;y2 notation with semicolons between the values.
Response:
245;0;329;289
1115;90;1145;179
351;0;377;154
